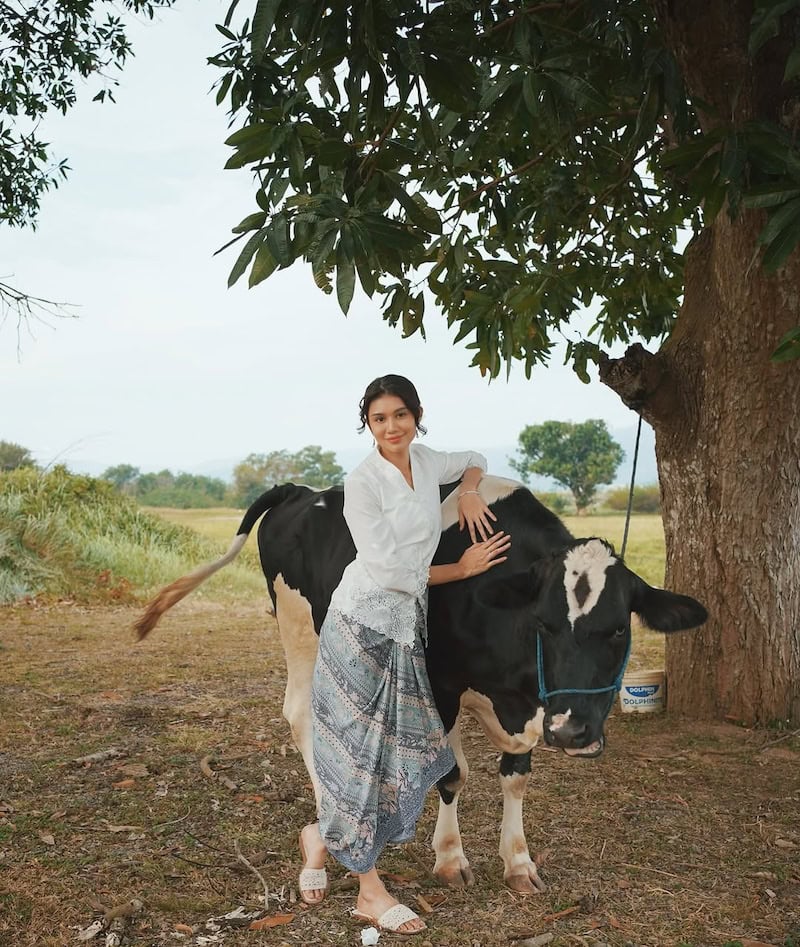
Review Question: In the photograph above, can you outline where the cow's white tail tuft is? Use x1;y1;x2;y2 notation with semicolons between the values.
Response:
134;533;248;640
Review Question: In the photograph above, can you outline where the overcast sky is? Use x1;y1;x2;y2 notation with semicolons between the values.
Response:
0;1;651;480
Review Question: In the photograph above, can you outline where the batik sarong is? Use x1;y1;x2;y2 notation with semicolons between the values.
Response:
311;606;456;874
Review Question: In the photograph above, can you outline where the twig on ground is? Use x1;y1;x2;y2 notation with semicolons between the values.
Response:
235;838;270;909
758;727;800;750
73;747;125;766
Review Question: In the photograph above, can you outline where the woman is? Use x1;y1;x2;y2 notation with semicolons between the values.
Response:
298;374;511;935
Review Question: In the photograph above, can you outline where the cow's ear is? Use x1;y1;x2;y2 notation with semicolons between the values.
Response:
477;567;541;611
630;575;708;633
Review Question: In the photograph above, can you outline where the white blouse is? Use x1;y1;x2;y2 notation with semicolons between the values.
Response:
329;442;488;644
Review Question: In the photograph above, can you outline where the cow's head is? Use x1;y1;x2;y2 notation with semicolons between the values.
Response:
478;538;707;757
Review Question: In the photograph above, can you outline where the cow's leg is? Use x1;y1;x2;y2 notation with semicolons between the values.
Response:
499;751;546;894
432;714;474;887
273;575;321;808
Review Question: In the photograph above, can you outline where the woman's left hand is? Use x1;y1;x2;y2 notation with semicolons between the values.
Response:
457;491;497;543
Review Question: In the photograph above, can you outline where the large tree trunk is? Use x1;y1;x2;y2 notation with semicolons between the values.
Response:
600;0;800;725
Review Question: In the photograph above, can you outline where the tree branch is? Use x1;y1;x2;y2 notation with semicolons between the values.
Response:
0;280;78;358
597;342;667;420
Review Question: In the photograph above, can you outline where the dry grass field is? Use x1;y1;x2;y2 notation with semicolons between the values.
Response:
2;510;798;947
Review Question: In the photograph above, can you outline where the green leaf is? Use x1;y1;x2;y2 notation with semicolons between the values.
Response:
720;133;745;182
784;43;800;81
318;139;352;166
401;293;424;337
771;325;800;361
382;174;442;234
251;0;282;62
228;230;266;287
659;130;723;172
336;239;355;313
424;57;474;113
757;195;800;245
742;182;800;209
215;72;233;106
232;211;267;234
266;214;291;266
248;243;277;287
543;70;607;110
216;23;236;41
749;0;800;57
760;202;800;270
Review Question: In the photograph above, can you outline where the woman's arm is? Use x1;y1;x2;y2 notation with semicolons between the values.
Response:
428;531;511;586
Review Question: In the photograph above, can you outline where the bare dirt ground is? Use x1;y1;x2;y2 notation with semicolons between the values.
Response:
1;600;798;947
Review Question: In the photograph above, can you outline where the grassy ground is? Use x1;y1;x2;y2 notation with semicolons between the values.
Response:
1;599;798;947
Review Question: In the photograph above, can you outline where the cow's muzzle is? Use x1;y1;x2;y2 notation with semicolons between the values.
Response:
543;712;605;757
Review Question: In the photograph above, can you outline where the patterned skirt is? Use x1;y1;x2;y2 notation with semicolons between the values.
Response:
311;606;456;874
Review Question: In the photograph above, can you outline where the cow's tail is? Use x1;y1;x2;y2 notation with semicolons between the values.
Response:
134;484;300;641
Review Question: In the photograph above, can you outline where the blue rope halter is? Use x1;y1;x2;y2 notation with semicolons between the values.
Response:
536;629;632;705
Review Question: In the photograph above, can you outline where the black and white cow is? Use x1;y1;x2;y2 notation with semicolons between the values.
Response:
136;476;706;894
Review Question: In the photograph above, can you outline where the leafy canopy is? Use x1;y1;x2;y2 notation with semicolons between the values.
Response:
0;0;175;229
510;419;624;513
212;0;800;378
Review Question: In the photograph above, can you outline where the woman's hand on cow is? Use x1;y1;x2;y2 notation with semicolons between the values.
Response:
458;531;511;578
457;491;497;543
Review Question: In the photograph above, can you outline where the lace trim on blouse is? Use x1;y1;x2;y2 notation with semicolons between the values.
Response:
334;568;430;647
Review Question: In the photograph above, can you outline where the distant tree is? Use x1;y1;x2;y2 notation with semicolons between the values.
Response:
232;446;345;506
511;420;624;514
102;467;231;508
0;441;36;471
100;464;141;494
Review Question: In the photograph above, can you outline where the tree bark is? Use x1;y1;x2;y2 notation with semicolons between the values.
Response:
600;0;800;725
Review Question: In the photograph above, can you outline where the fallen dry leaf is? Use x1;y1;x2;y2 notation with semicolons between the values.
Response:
118;763;149;778
38;831;55;846
248;914;293;930
774;837;798;849
174;923;194;934
738;940;777;947
415;894;434;914
112;779;136;790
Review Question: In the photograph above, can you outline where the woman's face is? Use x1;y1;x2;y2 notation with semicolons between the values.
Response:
367;394;419;459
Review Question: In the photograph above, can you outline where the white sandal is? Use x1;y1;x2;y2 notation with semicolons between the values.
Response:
351;903;427;935
298;828;329;905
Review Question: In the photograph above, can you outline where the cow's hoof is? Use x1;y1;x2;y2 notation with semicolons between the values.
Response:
434;863;475;887
505;869;547;895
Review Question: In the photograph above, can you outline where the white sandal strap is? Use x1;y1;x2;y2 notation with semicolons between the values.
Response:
377;903;421;931
298;867;327;890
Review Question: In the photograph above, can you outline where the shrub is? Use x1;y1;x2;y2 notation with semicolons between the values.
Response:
604;484;662;514
0;466;260;604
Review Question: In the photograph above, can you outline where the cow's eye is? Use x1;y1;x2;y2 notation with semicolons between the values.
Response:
614;627;626;638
